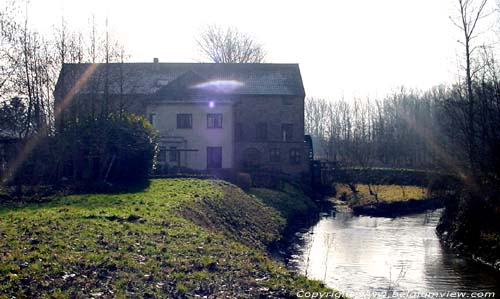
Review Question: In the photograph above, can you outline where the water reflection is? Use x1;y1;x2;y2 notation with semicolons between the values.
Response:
289;209;500;298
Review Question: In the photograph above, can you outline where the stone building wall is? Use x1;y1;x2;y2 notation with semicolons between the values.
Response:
55;93;309;176
233;95;309;175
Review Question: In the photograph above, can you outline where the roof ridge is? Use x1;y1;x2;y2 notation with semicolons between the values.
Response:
62;62;300;66
55;62;305;98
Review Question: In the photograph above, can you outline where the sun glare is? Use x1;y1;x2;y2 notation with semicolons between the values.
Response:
192;80;244;93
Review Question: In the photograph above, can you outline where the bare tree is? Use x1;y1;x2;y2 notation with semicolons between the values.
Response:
451;0;490;171
0;0;20;96
196;25;265;63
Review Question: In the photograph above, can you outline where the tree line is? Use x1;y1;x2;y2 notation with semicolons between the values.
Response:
305;75;500;181
305;88;443;169
0;2;152;188
0;2;126;139
306;0;500;189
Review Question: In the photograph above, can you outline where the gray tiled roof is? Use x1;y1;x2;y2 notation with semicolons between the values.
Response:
54;62;305;99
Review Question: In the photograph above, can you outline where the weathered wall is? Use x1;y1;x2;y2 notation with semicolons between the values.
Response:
55;92;308;175
233;95;309;175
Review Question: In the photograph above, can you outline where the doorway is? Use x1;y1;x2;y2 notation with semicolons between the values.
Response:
207;146;222;169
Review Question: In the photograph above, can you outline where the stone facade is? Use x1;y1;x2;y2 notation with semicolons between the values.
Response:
233;95;308;174
54;62;309;176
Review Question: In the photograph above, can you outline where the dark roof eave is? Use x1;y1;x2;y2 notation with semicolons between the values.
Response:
72;92;305;97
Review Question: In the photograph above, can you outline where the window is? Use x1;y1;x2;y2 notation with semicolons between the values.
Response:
270;148;280;162
282;97;293;105
243;147;261;168
256;122;267;141
207;113;223;128
289;148;301;165
207;146;222;169
148;113;156;127
177;114;192;129
235;123;243;141
169;146;177;162
158;146;166;162
282;124;293;141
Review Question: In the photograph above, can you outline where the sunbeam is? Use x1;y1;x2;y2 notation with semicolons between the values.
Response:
1;64;99;184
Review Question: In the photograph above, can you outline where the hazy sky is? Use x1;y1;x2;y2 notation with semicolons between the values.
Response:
26;0;496;99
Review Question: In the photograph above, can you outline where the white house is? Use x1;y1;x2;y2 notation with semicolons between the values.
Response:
147;100;234;170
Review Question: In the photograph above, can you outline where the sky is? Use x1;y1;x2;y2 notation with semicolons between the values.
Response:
25;0;497;99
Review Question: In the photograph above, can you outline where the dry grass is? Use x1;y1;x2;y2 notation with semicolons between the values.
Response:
335;183;428;205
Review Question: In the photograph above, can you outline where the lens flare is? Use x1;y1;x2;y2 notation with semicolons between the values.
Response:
191;80;244;93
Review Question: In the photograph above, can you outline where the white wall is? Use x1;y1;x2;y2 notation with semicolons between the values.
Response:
147;101;234;170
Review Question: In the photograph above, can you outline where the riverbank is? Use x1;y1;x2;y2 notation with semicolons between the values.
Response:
0;178;338;298
288;209;500;296
334;183;443;217
351;197;444;217
437;191;500;272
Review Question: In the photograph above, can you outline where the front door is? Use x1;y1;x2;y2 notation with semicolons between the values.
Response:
207;146;222;169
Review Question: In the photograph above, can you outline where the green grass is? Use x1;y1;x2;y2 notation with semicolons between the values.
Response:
335;183;428;206
0;179;336;298
249;184;318;222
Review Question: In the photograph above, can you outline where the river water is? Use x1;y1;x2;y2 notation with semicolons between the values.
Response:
288;209;500;298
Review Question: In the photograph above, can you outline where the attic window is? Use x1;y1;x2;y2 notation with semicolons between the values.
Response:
282;97;293;105
156;79;169;86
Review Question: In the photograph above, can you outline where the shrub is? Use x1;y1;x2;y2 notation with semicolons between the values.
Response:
9;113;158;188
59;113;158;184
236;172;252;190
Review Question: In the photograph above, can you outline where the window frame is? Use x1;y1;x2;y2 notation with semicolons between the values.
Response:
148;113;156;127
169;146;177;162
256;122;268;141
207;146;222;169
289;148;301;165
207;113;223;129
269;148;280;162
282;97;294;105
282;124;293;142
177;113;193;129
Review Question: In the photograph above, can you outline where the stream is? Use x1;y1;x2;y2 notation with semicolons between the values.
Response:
288;209;500;298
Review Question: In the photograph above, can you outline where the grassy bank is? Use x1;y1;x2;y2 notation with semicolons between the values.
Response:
335;184;427;205
334;183;442;217
250;185;319;224
0;179;335;298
